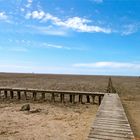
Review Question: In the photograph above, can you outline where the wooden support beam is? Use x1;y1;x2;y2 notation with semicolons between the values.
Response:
33;92;37;101
72;95;75;103
24;91;27;100
92;95;95;104
60;94;62;102
70;94;73;103
4;90;8;99
99;95;102;105
51;93;55;102
79;95;83;103
60;94;64;103
42;93;45;100
86;95;90;103
10;91;14;99
17;91;21;100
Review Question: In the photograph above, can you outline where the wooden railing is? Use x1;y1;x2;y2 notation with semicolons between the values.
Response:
0;87;105;104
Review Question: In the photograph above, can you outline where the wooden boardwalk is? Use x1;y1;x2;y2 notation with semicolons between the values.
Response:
0;87;104;104
88;94;135;140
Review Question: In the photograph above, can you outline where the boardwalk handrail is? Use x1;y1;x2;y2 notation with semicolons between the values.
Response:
0;87;105;95
0;87;105;104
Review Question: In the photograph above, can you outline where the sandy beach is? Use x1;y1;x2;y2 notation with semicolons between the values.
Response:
0;102;98;140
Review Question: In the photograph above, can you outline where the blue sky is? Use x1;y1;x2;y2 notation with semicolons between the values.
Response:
0;0;140;76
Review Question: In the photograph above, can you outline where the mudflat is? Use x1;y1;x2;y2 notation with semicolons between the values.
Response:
0;73;139;139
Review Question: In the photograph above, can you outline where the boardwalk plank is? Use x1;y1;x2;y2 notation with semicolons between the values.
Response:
87;94;135;140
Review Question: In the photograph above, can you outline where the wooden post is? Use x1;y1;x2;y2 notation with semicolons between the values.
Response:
72;95;75;103
106;77;116;93
42;92;45;100
33;91;37;101
4;90;8;99
24;91;27;100
60;94;62;102
79;95;83;103
99;95;102;105
10;90;14;99
92;95;95;104
17;91;21;100
86;95;90;103
51;93;55;102
70;94;72;103
60;94;64;103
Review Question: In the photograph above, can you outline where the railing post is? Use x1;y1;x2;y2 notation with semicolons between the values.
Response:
70;94;72;103
17;91;21;100
99;95;102;105
86;95;90;103
33;91;37;101
72;95;75;103
42;92;45;100
24;91;27;100
10;90;14;99
4;90;8;99
51;93;55;102
79;95;83;103
60;94;64;103
92;95;95;104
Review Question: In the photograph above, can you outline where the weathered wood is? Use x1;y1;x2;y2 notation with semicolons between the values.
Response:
42;93;45;100
0;87;105;96
10;91;14;99
98;95;102;105
51;93;55;102
92;95;95;104
72;95;75;103
60;94;64;103
87;94;135;140
0;87;106;104
24;91;27;100
4;90;8;99
87;95;90;103
33;92;37;101
79;95;83;103
70;94;72;103
17;91;21;100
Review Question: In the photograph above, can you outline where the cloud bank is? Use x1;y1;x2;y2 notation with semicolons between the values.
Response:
73;61;140;69
25;10;111;34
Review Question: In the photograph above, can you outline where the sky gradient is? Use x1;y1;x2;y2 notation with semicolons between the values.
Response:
0;0;140;76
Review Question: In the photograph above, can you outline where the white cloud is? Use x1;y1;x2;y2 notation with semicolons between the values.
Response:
54;16;111;33
0;12;8;20
7;38;71;50
42;43;64;49
25;11;112;34
32;11;45;19
27;25;68;36
0;61;139;76
121;24;138;35
26;0;33;8
73;62;140;69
